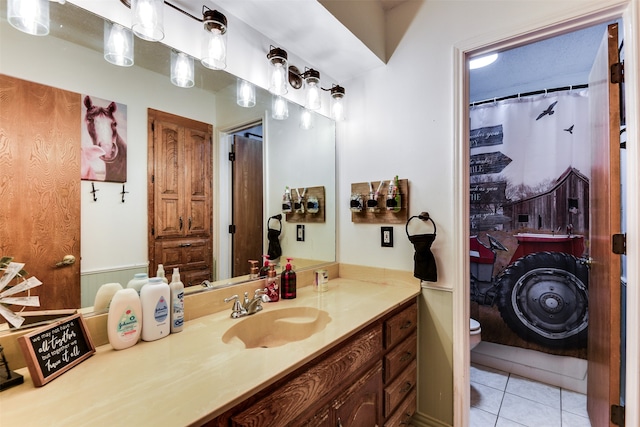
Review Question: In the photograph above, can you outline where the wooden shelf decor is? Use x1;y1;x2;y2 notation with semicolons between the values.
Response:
285;186;326;223
351;179;409;224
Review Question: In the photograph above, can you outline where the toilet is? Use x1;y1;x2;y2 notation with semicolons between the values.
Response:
470;318;482;350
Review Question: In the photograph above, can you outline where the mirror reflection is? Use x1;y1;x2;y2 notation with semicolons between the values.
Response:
0;1;335;316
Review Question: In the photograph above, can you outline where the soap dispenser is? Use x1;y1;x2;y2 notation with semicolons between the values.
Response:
258;254;271;278
281;257;296;299
248;260;259;279
265;262;279;302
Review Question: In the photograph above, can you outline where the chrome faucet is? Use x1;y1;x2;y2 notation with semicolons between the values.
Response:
224;288;266;318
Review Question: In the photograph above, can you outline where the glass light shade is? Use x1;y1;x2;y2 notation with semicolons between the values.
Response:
201;28;227;70
330;87;346;121
267;48;288;96
170;51;194;88
304;71;321;111
131;0;164;42
104;21;134;67
7;0;49;36
237;79;256;108
300;108;314;130
272;95;289;120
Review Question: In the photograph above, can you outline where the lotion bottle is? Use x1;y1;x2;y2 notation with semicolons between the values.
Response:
140;277;170;341
265;262;279;302
156;264;169;283
169;268;184;333
127;273;148;295
281;257;296;299
94;282;123;311
107;288;142;350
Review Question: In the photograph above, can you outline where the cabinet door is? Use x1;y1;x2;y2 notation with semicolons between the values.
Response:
184;125;212;237
153;118;184;238
334;362;383;427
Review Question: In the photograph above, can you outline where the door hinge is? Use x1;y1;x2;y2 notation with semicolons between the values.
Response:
611;62;624;84
612;233;626;255
229;224;236;234
151;227;155;236
151;174;154;184
611;404;625;426
229;152;235;161
151;122;155;133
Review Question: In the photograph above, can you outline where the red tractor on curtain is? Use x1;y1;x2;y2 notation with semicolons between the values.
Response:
470;233;589;348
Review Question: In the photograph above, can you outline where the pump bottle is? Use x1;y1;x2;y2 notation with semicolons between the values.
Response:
265;262;279;302
281;257;296;299
169;268;184;333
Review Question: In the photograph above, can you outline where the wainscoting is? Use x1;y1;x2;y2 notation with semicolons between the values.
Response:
81;264;148;308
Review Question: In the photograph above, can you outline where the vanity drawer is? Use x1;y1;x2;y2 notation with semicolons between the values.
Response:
384;388;416;427
384;359;417;418
384;331;417;384
384;302;417;349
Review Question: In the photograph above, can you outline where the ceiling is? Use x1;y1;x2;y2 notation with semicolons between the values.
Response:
469;23;613;103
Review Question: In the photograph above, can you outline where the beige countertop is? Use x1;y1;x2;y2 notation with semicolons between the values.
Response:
0;276;419;426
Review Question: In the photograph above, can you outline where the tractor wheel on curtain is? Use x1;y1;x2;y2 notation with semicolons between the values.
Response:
496;251;589;349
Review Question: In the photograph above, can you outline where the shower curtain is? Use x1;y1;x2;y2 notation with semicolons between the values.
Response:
469;88;591;357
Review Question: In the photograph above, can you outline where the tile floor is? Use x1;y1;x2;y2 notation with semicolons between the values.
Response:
470;363;592;427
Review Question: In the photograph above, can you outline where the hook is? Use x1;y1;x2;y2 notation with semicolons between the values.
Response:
121;184;129;203
90;183;99;202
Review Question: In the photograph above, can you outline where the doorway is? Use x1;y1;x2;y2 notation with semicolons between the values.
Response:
463;15;624;425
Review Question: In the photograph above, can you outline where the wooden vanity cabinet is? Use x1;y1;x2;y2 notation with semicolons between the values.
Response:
204;299;417;427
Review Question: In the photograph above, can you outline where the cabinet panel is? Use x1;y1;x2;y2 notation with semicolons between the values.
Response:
384;389;416;427
231;327;382;427
183;268;211;287
384;359;417;418
384;302;417;349
384;332;417;384
334;362;382;427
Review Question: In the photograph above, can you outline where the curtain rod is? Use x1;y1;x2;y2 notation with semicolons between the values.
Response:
470;84;588;107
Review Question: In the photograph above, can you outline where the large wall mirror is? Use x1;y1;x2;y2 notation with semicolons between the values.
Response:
0;1;335;318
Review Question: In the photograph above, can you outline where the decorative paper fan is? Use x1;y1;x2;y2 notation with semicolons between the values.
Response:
0;257;43;328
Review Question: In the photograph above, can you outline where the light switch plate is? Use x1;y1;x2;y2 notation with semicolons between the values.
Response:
381;226;393;247
297;225;305;242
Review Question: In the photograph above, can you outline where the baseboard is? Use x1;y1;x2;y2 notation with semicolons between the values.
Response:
471;341;588;393
411;411;453;427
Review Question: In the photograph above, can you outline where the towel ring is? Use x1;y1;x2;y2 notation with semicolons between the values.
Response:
268;214;282;232
406;212;437;238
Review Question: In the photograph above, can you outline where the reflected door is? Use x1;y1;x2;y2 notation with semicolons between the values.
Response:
231;135;263;276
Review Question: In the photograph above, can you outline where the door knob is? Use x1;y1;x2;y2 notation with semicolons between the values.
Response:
55;255;76;268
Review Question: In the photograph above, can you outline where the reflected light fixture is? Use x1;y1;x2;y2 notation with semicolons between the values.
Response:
7;0;49;36
330;85;345;121
272;95;289;120
201;7;227;70
131;0;164;42
300;108;314;130
104;21;134;67
267;46;288;96
304;69;321;111
469;53;498;70
237;79;256;108
170;50;194;88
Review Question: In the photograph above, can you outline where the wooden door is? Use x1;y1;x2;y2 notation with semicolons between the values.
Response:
148;109;212;286
0;75;81;310
587;23;622;427
231;135;263;276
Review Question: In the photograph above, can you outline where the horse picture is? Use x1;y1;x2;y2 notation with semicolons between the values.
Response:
81;95;127;182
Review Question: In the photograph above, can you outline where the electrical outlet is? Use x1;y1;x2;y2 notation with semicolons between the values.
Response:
381;226;393;247
297;225;305;242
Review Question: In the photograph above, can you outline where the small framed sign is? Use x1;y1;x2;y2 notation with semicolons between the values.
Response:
17;313;95;387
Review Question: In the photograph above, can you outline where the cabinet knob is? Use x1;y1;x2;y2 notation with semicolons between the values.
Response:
400;320;413;330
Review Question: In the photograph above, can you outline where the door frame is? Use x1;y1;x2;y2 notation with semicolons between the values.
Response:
452;2;639;426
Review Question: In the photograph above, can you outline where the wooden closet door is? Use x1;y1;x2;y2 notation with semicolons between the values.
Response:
0;74;81;310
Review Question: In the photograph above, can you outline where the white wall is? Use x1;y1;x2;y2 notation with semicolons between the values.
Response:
338;0;639;425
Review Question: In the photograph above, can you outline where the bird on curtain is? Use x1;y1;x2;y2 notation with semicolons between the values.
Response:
535;100;558;120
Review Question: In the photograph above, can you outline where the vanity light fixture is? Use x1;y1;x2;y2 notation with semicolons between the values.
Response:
329;85;345;121
237;78;256;108
267;46;289;96
272;95;289;120
131;0;164;42
7;0;50;36
170;50;194;88
303;68;322;110
104;21;134;67
201;7;227;70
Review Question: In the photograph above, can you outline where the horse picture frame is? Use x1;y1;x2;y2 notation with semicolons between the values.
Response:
80;94;127;183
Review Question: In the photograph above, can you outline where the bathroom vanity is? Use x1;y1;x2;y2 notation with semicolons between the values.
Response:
0;266;420;426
